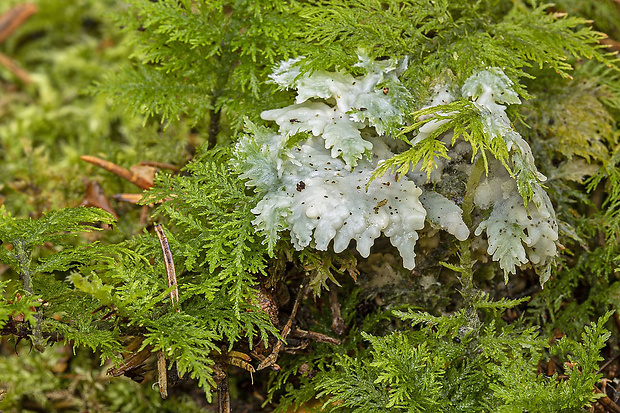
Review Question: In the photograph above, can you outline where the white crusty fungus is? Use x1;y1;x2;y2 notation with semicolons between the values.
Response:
474;164;558;278
236;60;559;278
464;69;558;280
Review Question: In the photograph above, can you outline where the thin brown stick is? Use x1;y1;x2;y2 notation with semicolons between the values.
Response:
292;327;341;345
112;193;144;204
139;161;180;172
598;353;620;374
81;155;153;190
108;345;153;377
329;289;345;335
154;224;179;310
217;368;230;413
218;355;255;374
157;351;168;399
226;350;253;362
0;3;38;44
257;283;307;370
250;350;281;371
0;51;31;84
595;386;620;413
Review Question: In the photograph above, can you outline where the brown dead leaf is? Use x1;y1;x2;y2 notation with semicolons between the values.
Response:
80;180;118;220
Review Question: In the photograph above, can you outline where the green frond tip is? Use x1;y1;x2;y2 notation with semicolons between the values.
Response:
0;206;115;250
370;139;450;186
0;280;40;328
369;99;511;187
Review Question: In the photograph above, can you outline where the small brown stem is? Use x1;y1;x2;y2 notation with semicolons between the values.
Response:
595;386;620;413
0;3;38;44
0;4;38;85
138;161;180;172
108;342;153;377
152;229;180;398
598;353;620;374
250;350;281;371
154;225;179;310
257;283;307;370
81;155;153;190
291;327;341;345
157;351;168;399
217;367;230;413
329;288;345;335
111;193;144;204
0;51;31;84
214;351;256;374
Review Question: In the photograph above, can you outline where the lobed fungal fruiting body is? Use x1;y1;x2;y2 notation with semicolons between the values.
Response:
235;58;559;278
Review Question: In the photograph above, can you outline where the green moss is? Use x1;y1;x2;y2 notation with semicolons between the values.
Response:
1;0;620;411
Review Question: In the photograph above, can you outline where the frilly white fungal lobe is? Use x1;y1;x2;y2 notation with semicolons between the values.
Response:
236;59;559;279
262;55;411;169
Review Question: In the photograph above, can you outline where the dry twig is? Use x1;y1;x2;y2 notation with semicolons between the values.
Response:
80;155;154;190
0;3;38;84
139;160;180;172
292;327;341;346
329;288;345;335
595;386;620;413
157;351;168;399
154;224;179;310
108;337;153;378
258;283;307;370
0;51;31;84
0;3;37;44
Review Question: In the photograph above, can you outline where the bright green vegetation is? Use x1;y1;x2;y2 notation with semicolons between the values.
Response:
2;1;620;412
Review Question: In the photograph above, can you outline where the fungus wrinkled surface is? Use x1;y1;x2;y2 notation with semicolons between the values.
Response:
236;59;559;278
474;165;558;281
464;69;559;282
